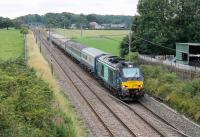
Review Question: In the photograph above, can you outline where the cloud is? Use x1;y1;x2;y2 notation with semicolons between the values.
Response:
0;0;138;19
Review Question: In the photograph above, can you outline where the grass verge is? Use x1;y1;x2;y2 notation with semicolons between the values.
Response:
27;31;88;137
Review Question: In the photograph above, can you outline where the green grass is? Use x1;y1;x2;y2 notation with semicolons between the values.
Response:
0;29;24;60
54;29;128;56
75;37;122;55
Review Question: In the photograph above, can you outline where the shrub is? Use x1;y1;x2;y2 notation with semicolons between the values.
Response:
183;80;200;96
0;59;57;137
20;27;28;34
141;65;164;79
144;78;159;95
160;73;177;84
157;83;173;99
125;52;139;63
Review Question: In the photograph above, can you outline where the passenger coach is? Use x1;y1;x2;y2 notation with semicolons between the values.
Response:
49;32;145;100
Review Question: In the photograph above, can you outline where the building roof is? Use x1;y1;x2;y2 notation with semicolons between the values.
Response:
177;43;200;46
89;22;99;26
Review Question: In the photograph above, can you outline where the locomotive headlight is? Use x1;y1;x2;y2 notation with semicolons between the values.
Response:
121;85;128;90
138;84;144;88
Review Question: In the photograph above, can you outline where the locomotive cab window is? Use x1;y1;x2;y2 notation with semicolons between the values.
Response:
97;63;101;75
108;69;114;84
122;68;140;78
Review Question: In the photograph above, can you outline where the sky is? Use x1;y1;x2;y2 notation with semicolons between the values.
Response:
0;0;139;19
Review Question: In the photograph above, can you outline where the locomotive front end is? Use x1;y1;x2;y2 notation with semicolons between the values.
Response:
119;64;144;100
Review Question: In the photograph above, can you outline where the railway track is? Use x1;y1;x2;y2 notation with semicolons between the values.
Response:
33;29;189;137
113;98;189;137
34;30;138;137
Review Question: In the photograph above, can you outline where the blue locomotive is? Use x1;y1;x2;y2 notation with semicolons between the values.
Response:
50;33;144;100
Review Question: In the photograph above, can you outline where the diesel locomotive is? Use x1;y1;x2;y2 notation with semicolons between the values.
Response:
50;32;144;100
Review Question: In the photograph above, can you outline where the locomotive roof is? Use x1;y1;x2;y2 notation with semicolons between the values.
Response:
98;55;138;69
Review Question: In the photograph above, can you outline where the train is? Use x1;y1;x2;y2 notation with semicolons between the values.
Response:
49;32;145;100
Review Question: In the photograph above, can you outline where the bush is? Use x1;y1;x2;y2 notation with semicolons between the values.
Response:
55;112;76;137
125;52;139;63
20;27;28;34
183;80;200;96
157;83;174;99
141;65;164;79
0;59;57;137
144;78;159;95
160;73;177;84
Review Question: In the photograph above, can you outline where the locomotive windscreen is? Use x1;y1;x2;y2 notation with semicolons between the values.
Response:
122;68;140;78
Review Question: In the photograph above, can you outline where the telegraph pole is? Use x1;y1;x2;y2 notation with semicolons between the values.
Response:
48;26;53;75
64;24;66;38
129;27;132;61
81;24;83;37
49;26;51;41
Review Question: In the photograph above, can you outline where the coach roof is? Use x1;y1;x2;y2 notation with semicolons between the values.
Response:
82;47;107;57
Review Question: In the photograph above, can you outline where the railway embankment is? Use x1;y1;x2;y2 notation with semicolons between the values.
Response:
140;95;200;137
26;31;88;137
140;64;200;126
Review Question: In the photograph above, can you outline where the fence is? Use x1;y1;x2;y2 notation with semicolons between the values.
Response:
138;55;200;81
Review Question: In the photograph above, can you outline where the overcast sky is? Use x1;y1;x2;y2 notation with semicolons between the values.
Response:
0;0;139;19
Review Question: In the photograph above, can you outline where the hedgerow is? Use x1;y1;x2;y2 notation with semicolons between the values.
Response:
0;59;57;137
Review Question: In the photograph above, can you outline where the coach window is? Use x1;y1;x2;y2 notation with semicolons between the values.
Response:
89;58;92;63
82;54;87;60
101;65;104;77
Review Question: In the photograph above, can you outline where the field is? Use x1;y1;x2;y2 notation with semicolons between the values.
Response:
0;29;24;60
54;29;129;56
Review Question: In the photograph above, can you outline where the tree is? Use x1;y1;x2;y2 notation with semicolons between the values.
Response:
120;0;200;56
86;14;98;22
14;12;132;29
0;17;13;29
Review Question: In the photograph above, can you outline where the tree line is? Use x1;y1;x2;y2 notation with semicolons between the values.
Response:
0;16;25;29
120;0;200;56
16;12;132;28
0;12;132;30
